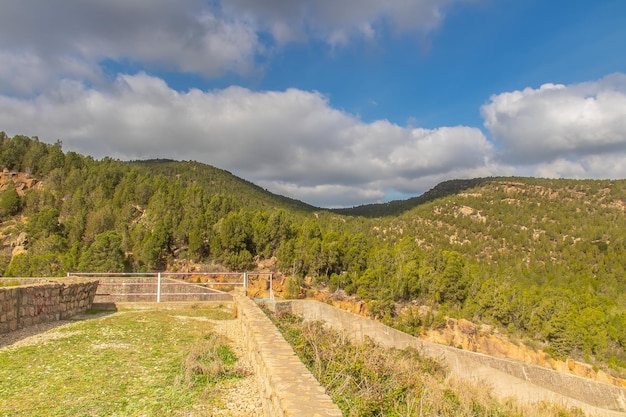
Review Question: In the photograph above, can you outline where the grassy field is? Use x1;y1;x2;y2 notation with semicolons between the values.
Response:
0;305;242;417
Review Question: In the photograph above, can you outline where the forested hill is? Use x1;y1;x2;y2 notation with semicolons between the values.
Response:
332;178;488;217
1;132;626;378
127;158;316;213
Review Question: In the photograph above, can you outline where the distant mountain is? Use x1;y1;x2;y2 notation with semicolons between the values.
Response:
2;132;626;379
332;178;489;217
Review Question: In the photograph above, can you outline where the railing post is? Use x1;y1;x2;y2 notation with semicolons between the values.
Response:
157;272;162;303
270;273;274;300
243;272;248;296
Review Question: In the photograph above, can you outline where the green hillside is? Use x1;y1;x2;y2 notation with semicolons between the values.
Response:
1;132;626;377
332;178;489;217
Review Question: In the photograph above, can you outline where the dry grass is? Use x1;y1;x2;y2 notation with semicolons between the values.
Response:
268;310;587;417
179;333;247;390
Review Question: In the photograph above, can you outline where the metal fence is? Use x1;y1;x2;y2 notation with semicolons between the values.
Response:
67;271;274;303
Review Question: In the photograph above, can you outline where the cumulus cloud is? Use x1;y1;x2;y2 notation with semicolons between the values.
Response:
3;69;624;207
0;73;492;207
533;156;622;179
482;73;626;167
0;0;259;94
0;0;460;94
224;0;456;44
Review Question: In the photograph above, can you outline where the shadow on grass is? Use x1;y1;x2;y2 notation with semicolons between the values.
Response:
0;308;116;350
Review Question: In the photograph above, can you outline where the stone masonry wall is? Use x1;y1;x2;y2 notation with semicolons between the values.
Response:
282;299;626;417
233;294;342;417
0;278;99;334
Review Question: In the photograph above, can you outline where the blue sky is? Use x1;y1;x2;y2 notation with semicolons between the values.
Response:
1;0;625;207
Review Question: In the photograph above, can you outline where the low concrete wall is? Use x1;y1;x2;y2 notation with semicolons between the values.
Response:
93;277;232;303
280;299;626;417
0;278;99;334
233;295;342;417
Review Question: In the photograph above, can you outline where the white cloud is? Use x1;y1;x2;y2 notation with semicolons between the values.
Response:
525;154;626;181
0;73;493;207
225;0;457;44
3;70;624;207
0;0;260;94
482;73;626;166
0;50;100;96
0;0;461;94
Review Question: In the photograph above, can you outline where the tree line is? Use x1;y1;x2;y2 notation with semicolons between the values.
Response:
1;132;625;376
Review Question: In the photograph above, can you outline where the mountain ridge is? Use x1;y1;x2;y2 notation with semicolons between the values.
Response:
2;132;626;382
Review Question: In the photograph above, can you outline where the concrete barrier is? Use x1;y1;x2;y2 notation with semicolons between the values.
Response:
276;299;626;417
234;295;342;417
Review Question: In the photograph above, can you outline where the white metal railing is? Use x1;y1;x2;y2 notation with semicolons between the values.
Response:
67;271;274;302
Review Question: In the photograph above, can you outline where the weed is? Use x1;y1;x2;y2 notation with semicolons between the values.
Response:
267;310;587;417
180;333;246;389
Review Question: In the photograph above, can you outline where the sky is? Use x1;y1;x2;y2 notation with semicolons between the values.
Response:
0;0;625;208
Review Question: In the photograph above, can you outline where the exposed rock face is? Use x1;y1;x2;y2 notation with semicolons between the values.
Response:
0;171;41;261
426;316;626;389
11;232;27;255
0;170;41;195
313;290;367;315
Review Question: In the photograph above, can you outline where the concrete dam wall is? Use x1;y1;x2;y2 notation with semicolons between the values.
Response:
272;299;626;417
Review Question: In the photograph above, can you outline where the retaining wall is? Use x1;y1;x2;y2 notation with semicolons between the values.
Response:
234;294;342;417
276;299;626;417
0;278;99;334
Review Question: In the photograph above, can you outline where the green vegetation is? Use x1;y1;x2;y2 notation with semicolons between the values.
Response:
267;310;585;417
0;182;20;220
0;306;242;416
1;131;626;377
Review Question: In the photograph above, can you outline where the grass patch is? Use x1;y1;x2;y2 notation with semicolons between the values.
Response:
267;310;586;417
0;306;242;416
180;333;246;389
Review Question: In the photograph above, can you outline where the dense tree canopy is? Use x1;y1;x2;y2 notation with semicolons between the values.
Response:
1;132;625;376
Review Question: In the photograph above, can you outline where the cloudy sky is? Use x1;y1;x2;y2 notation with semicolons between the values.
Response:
1;0;625;207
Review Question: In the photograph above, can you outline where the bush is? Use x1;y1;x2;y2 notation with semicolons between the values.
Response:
0;183;20;219
179;333;245;389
